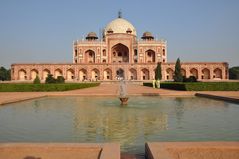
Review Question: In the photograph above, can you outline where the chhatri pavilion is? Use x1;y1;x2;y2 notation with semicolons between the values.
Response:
11;13;228;82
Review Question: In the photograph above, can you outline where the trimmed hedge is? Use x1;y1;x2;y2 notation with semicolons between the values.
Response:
0;83;100;92
143;82;239;91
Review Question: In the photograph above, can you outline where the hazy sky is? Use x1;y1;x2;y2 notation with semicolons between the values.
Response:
0;0;238;68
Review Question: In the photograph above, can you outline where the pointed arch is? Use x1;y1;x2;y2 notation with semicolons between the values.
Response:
103;68;112;80
190;68;198;79
166;68;174;80
202;68;210;79
145;49;156;63
43;69;50;80
129;68;137;80
85;50;96;63
214;68;222;79
67;69;75;81
54;68;63;78
181;68;186;77
79;68;87;81
91;68;100;81
111;43;129;63
30;69;39;80
141;68;149;80
18;69;27;80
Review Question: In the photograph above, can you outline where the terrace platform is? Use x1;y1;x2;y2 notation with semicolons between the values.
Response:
0;143;120;159
146;142;239;159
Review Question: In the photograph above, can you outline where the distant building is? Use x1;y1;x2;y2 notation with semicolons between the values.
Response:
11;13;228;81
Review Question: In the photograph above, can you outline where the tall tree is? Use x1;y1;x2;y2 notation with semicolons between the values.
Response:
155;62;162;80
173;58;183;82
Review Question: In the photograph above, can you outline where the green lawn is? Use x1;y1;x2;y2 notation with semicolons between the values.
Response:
0;83;100;92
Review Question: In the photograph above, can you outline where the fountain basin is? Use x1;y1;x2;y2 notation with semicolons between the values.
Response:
0;96;239;155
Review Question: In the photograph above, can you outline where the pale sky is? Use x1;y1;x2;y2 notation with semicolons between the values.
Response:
0;0;238;68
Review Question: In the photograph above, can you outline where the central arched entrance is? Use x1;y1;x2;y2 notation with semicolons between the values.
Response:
111;43;129;63
85;50;95;63
116;68;125;80
145;50;156;63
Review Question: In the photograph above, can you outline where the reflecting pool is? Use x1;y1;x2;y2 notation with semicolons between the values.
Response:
0;96;239;156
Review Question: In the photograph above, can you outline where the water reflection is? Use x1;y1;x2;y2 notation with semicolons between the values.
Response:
174;98;185;124
72;98;168;151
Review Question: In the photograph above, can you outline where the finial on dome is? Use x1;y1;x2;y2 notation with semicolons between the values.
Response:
118;10;122;18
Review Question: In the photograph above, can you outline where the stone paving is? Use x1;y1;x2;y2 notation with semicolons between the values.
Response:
0;83;238;105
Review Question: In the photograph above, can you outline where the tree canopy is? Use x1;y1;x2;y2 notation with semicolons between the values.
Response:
0;67;11;81
229;66;239;79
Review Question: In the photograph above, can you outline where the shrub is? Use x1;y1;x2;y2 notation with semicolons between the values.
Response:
45;74;56;84
143;82;153;87
33;75;41;84
183;76;197;82
56;76;65;83
143;82;239;91
0;83;100;92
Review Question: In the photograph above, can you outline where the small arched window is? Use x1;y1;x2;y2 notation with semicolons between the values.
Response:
163;49;165;56
103;49;106;56
134;49;137;56
75;49;77;57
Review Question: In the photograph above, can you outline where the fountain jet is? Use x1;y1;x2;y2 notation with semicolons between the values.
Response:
119;80;128;105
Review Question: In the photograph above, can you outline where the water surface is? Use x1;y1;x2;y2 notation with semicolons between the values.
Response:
0;96;239;155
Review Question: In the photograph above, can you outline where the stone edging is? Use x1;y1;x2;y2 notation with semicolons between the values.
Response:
195;93;239;104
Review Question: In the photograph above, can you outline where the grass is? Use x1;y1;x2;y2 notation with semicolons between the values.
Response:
0;83;100;92
143;82;239;91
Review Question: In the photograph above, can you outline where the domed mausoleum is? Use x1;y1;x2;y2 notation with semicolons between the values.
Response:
11;13;228;81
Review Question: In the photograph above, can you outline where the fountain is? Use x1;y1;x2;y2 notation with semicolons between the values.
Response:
119;80;128;105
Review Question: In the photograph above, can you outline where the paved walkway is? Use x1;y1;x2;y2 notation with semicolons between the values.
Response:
0;83;238;105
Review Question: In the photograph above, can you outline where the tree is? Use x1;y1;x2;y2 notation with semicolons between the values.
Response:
173;58;183;82
45;74;56;84
33;75;41;84
229;66;239;79
0;67;11;81
155;62;162;80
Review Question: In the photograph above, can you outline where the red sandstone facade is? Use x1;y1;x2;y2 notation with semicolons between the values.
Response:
11;15;228;82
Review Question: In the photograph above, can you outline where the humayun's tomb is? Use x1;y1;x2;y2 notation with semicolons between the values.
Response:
11;13;228;82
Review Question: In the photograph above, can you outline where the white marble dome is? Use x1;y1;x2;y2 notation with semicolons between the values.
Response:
105;18;137;36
